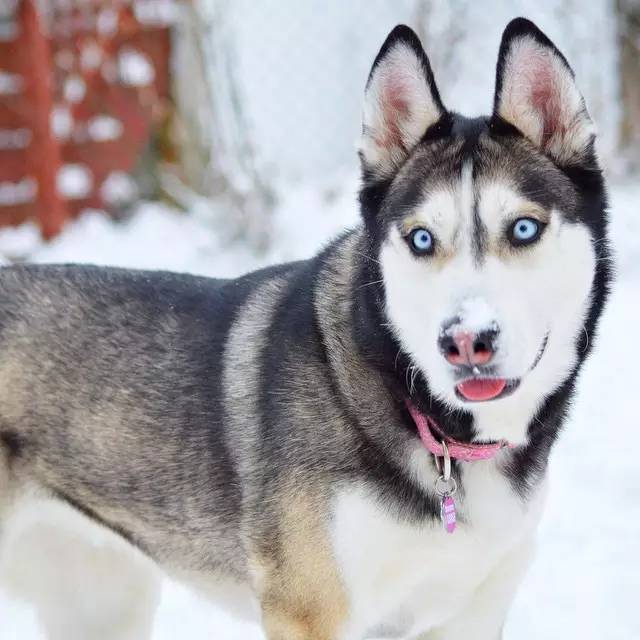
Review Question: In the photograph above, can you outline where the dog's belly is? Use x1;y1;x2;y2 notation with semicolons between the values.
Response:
332;466;547;639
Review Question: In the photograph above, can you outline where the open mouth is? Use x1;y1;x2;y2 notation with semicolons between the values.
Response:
453;332;548;403
455;377;520;402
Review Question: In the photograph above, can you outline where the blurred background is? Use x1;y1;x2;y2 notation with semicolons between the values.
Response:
0;0;637;266
0;1;639;639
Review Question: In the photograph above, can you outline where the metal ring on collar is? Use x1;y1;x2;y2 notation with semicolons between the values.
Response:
435;474;458;497
441;440;451;481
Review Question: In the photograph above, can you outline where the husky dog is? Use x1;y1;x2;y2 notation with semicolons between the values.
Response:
0;18;610;640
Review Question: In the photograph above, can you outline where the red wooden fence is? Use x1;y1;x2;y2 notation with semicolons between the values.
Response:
0;0;175;238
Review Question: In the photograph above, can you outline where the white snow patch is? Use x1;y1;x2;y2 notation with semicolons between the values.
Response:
0;178;37;206
57;164;92;200
0;71;22;95
63;75;86;104
54;49;75;72
152;581;262;640
0;589;43;639
51;106;73;140
0;222;41;259
0;128;31;150
134;0;178;26
100;171;137;205
119;48;155;87
80;42;102;70
87;115;123;142
96;7;118;36
456;297;497;333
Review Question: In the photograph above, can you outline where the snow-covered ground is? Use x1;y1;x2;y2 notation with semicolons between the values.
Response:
0;176;638;639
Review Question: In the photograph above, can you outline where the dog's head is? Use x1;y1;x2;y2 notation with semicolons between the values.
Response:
358;19;610;444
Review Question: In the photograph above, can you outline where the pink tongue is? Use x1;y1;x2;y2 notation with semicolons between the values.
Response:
457;378;507;401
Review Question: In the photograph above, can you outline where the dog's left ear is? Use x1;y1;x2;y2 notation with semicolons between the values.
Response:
493;18;595;166
359;25;446;180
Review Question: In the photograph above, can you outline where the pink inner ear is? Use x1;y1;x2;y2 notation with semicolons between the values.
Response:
529;61;564;146
505;41;569;148
375;79;411;151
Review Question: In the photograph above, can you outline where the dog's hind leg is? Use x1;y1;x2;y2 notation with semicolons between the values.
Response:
0;421;161;639
0;497;162;640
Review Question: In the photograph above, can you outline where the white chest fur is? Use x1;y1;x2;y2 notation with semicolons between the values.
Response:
331;453;547;639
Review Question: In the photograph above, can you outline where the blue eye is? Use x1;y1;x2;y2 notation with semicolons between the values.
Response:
510;218;543;246
409;228;434;255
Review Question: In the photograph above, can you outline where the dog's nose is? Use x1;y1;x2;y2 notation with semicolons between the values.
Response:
439;327;498;367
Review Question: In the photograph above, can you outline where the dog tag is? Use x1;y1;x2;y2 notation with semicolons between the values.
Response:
440;495;457;534
434;441;457;534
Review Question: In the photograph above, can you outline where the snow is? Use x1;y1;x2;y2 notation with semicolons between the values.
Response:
454;298;499;334
0;128;31;150
0;176;638;639
0;222;40;261
100;171;137;204
63;75;86;104
80;42;102;71
56;164;93;200
0;71;21;95
87;115;123;143
0;178;37;207
50;106;73;140
55;49;75;72
118;48;155;87
96;7;118;37
134;0;179;26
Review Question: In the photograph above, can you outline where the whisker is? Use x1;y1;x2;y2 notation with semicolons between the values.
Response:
533;414;548;431
394;348;402;371
357;279;384;290
405;359;419;395
353;250;381;266
410;365;418;395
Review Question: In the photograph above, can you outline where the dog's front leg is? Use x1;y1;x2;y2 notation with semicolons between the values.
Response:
262;605;335;640
419;536;535;640
257;557;349;640
251;490;349;640
259;586;348;640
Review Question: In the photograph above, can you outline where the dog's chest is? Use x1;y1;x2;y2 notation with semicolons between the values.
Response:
331;461;545;639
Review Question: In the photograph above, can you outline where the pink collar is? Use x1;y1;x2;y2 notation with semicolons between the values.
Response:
406;401;513;462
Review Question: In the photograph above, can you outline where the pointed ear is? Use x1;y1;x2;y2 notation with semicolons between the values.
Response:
493;18;595;166
359;25;446;179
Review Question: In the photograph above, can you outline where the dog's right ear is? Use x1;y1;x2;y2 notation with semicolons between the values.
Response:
359;25;446;181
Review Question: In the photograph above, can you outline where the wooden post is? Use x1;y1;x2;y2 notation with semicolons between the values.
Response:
617;0;640;167
20;0;68;239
